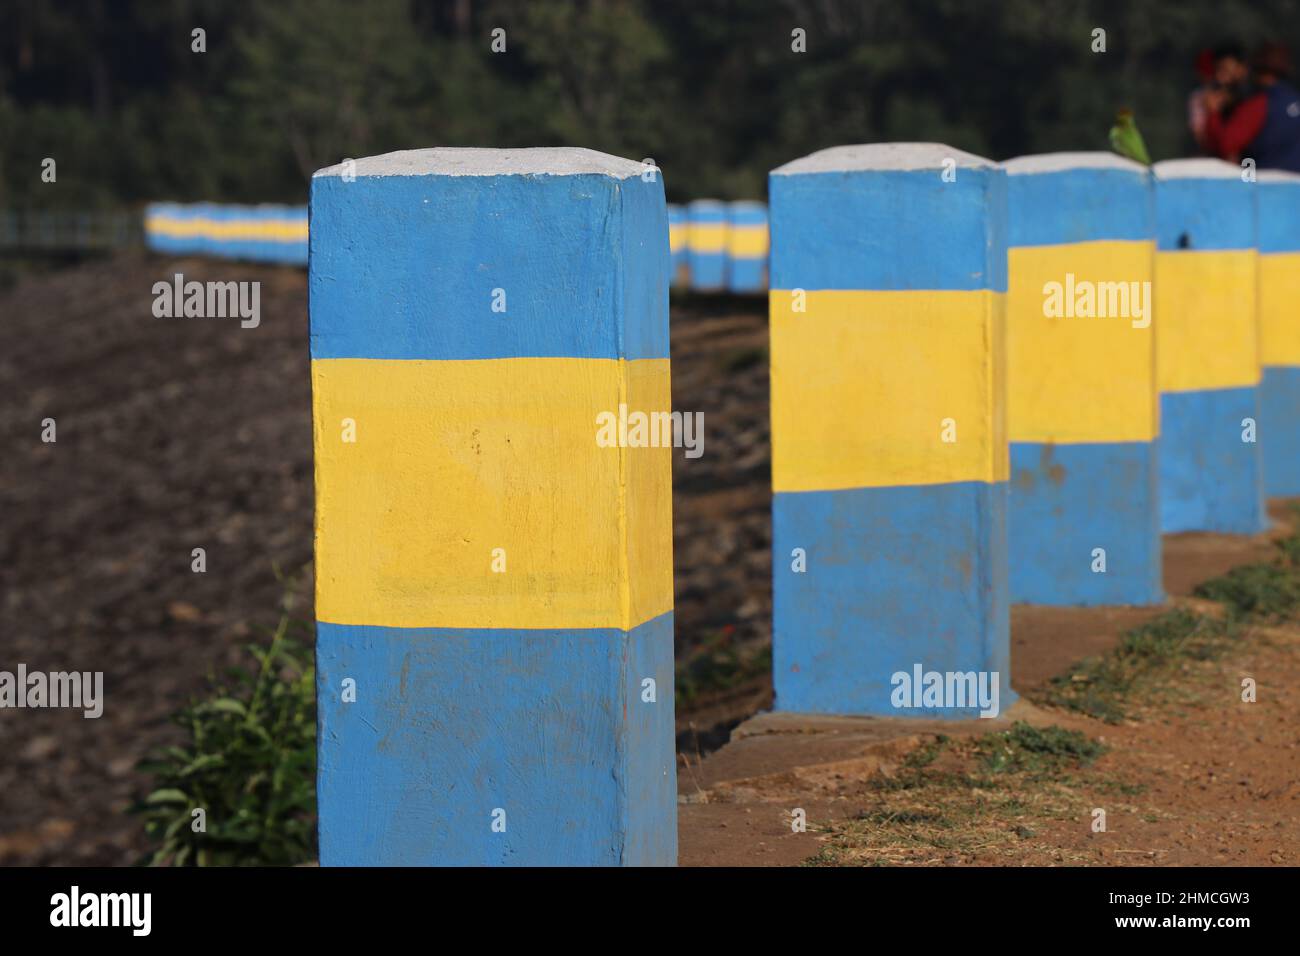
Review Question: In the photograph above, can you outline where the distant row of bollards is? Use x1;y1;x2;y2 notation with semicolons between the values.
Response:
141;198;773;292
143;202;309;266
667;200;769;292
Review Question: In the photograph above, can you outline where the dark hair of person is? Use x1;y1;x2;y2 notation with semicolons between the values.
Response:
1213;41;1247;63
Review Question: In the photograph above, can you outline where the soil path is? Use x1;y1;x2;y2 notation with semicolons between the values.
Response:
679;512;1300;866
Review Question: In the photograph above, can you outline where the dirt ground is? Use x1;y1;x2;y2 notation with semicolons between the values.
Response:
679;510;1300;867
679;612;1300;866
1;253;1295;867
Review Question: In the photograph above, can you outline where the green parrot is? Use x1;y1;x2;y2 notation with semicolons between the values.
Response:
1109;109;1152;165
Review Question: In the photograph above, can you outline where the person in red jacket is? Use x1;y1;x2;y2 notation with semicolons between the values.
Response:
1190;44;1248;152
1205;42;1300;172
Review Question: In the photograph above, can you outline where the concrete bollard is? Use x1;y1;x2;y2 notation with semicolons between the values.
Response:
1153;159;1266;533
308;147;677;866
667;204;688;287
1002;153;1161;605
217;204;242;261
725;200;769;292
183;203;209;257
259;203;309;265
687;199;727;290
143;202;187;257
1257;170;1300;497
769;143;1012;717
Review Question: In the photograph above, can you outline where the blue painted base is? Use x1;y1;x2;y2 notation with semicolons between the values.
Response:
772;482;1013;717
1009;441;1163;606
316;612;676;866
1159;387;1268;534
688;252;726;291
146;235;308;266
1262;366;1300;497
727;258;766;292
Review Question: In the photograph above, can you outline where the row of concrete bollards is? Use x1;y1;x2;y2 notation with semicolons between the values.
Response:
296;143;1298;865
144;203;309;265
669;199;770;292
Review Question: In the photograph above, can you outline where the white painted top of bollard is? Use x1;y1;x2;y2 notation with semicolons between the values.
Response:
313;147;654;180
1258;168;1300;183
1001;152;1147;175
772;143;994;175
1152;157;1243;180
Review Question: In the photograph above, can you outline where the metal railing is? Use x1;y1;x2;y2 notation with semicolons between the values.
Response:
0;210;142;254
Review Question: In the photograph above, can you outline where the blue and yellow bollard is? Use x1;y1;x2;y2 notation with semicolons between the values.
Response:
308;147;677;865
252;204;307;265
189;201;218;258
143;202;187;257
1153;159;1266;533
1257;170;1300;497
726;200;769;292
1002;153;1161;605
687;199;727;290
769;144;1012;717
667;203;688;287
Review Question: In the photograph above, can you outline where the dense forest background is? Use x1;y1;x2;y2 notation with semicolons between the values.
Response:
4;0;1300;208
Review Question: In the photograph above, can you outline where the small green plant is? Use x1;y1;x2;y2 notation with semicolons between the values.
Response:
1194;562;1300;619
816;724;1110;865
131;589;316;866
675;626;770;707
1195;505;1300;619
1273;520;1300;567
1038;609;1234;722
971;721;1106;775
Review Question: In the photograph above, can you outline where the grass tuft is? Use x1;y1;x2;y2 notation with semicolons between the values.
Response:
1037;609;1234;723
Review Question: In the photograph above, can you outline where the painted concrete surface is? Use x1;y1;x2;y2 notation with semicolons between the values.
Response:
1003;154;1161;605
309;147;676;866
1153;161;1265;534
768;143;1011;717
687;199;727;290
1257;171;1300;497
726;200;768;292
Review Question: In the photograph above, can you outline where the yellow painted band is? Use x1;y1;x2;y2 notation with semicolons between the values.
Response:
770;289;1007;492
668;224;686;252
146;216;309;242
688;223;727;253
727;225;769;258
1259;252;1300;367
1155;250;1259;392
312;356;674;631
1007;241;1158;443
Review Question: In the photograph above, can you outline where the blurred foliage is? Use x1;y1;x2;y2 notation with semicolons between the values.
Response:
4;0;1300;208
131;590;316;866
